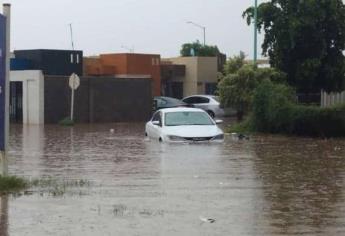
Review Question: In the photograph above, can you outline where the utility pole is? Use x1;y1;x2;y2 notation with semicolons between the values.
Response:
254;0;258;65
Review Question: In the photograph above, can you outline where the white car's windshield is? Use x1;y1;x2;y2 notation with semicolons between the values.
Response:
165;111;214;126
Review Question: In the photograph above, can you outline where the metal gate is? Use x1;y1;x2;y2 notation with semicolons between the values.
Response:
9;81;23;123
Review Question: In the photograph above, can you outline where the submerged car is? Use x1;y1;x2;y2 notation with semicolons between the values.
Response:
145;107;224;143
182;95;224;118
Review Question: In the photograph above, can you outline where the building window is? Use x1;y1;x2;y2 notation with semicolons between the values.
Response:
152;58;155;66
76;54;80;64
70;54;74;64
156;58;160;66
205;83;218;95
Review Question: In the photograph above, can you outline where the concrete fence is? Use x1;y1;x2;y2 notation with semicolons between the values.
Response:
321;90;345;107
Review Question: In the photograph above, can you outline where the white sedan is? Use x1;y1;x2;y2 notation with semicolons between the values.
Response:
145;107;224;143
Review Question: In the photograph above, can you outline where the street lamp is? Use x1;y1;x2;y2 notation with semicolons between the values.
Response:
121;45;134;53
187;21;206;46
254;0;258;65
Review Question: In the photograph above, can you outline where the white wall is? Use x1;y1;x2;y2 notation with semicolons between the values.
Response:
10;70;44;124
167;57;218;97
321;90;345;107
168;57;198;97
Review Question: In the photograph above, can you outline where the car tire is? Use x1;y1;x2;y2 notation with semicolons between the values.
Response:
207;110;215;118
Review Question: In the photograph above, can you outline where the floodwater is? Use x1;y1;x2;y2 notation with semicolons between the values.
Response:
1;123;345;236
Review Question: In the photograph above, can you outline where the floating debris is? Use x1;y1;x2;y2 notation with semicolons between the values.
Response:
238;134;250;140
199;216;216;223
231;133;250;140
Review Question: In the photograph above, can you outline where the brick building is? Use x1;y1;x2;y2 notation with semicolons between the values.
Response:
84;53;161;96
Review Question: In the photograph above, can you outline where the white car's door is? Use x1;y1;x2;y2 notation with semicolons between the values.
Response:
148;111;163;140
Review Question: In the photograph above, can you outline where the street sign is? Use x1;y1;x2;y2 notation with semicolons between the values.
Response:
69;73;80;90
0;14;6;151
69;73;80;121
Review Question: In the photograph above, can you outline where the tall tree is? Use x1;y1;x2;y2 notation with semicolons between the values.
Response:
180;40;220;57
218;53;286;120
243;0;345;93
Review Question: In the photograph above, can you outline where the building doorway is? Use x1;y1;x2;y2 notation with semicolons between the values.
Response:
10;81;23;123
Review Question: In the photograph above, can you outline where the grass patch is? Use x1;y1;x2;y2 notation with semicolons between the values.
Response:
0;176;91;197
59;117;74;126
227;118;253;134
29;177;91;197
0;175;28;194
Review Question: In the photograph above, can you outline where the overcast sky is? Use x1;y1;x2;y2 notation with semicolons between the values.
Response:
1;0;266;58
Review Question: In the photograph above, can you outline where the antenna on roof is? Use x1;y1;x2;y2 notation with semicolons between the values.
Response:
69;23;75;51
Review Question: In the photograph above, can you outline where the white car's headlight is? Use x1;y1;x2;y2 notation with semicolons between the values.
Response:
212;134;224;141
168;135;186;141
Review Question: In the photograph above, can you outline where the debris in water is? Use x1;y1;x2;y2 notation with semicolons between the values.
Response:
199;216;216;223
231;133;250;140
238;133;250;140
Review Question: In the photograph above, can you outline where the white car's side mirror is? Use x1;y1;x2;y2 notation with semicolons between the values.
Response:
215;120;223;124
152;121;160;126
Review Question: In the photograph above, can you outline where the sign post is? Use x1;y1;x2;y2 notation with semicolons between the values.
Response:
0;4;10;176
69;73;80;121
0;14;6;175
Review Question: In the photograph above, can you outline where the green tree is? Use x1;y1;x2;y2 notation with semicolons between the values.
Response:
218;53;286;120
243;0;345;93
223;51;246;75
180;40;220;57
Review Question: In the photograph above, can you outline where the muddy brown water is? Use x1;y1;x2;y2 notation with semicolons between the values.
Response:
1;123;345;235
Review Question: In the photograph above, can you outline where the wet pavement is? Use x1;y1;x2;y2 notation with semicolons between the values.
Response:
1;123;345;235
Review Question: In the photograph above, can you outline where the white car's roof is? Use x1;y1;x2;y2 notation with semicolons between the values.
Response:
160;107;206;113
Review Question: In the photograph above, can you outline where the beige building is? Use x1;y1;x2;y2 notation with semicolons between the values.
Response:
163;57;218;97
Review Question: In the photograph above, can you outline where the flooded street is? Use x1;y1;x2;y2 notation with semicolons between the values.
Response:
1;123;345;235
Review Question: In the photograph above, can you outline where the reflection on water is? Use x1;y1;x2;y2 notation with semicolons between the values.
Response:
5;124;345;235
0;196;8;236
253;136;345;235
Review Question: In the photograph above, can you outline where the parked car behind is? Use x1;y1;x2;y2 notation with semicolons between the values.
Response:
182;95;224;118
153;96;191;111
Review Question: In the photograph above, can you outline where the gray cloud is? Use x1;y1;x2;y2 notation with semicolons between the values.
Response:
3;0;266;58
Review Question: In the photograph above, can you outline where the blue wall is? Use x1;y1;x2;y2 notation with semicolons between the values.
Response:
10;58;33;71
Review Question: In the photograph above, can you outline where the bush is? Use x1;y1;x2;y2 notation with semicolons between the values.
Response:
251;80;345;137
291;105;345;137
252;79;296;133
0;175;28;193
59;117;74;126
